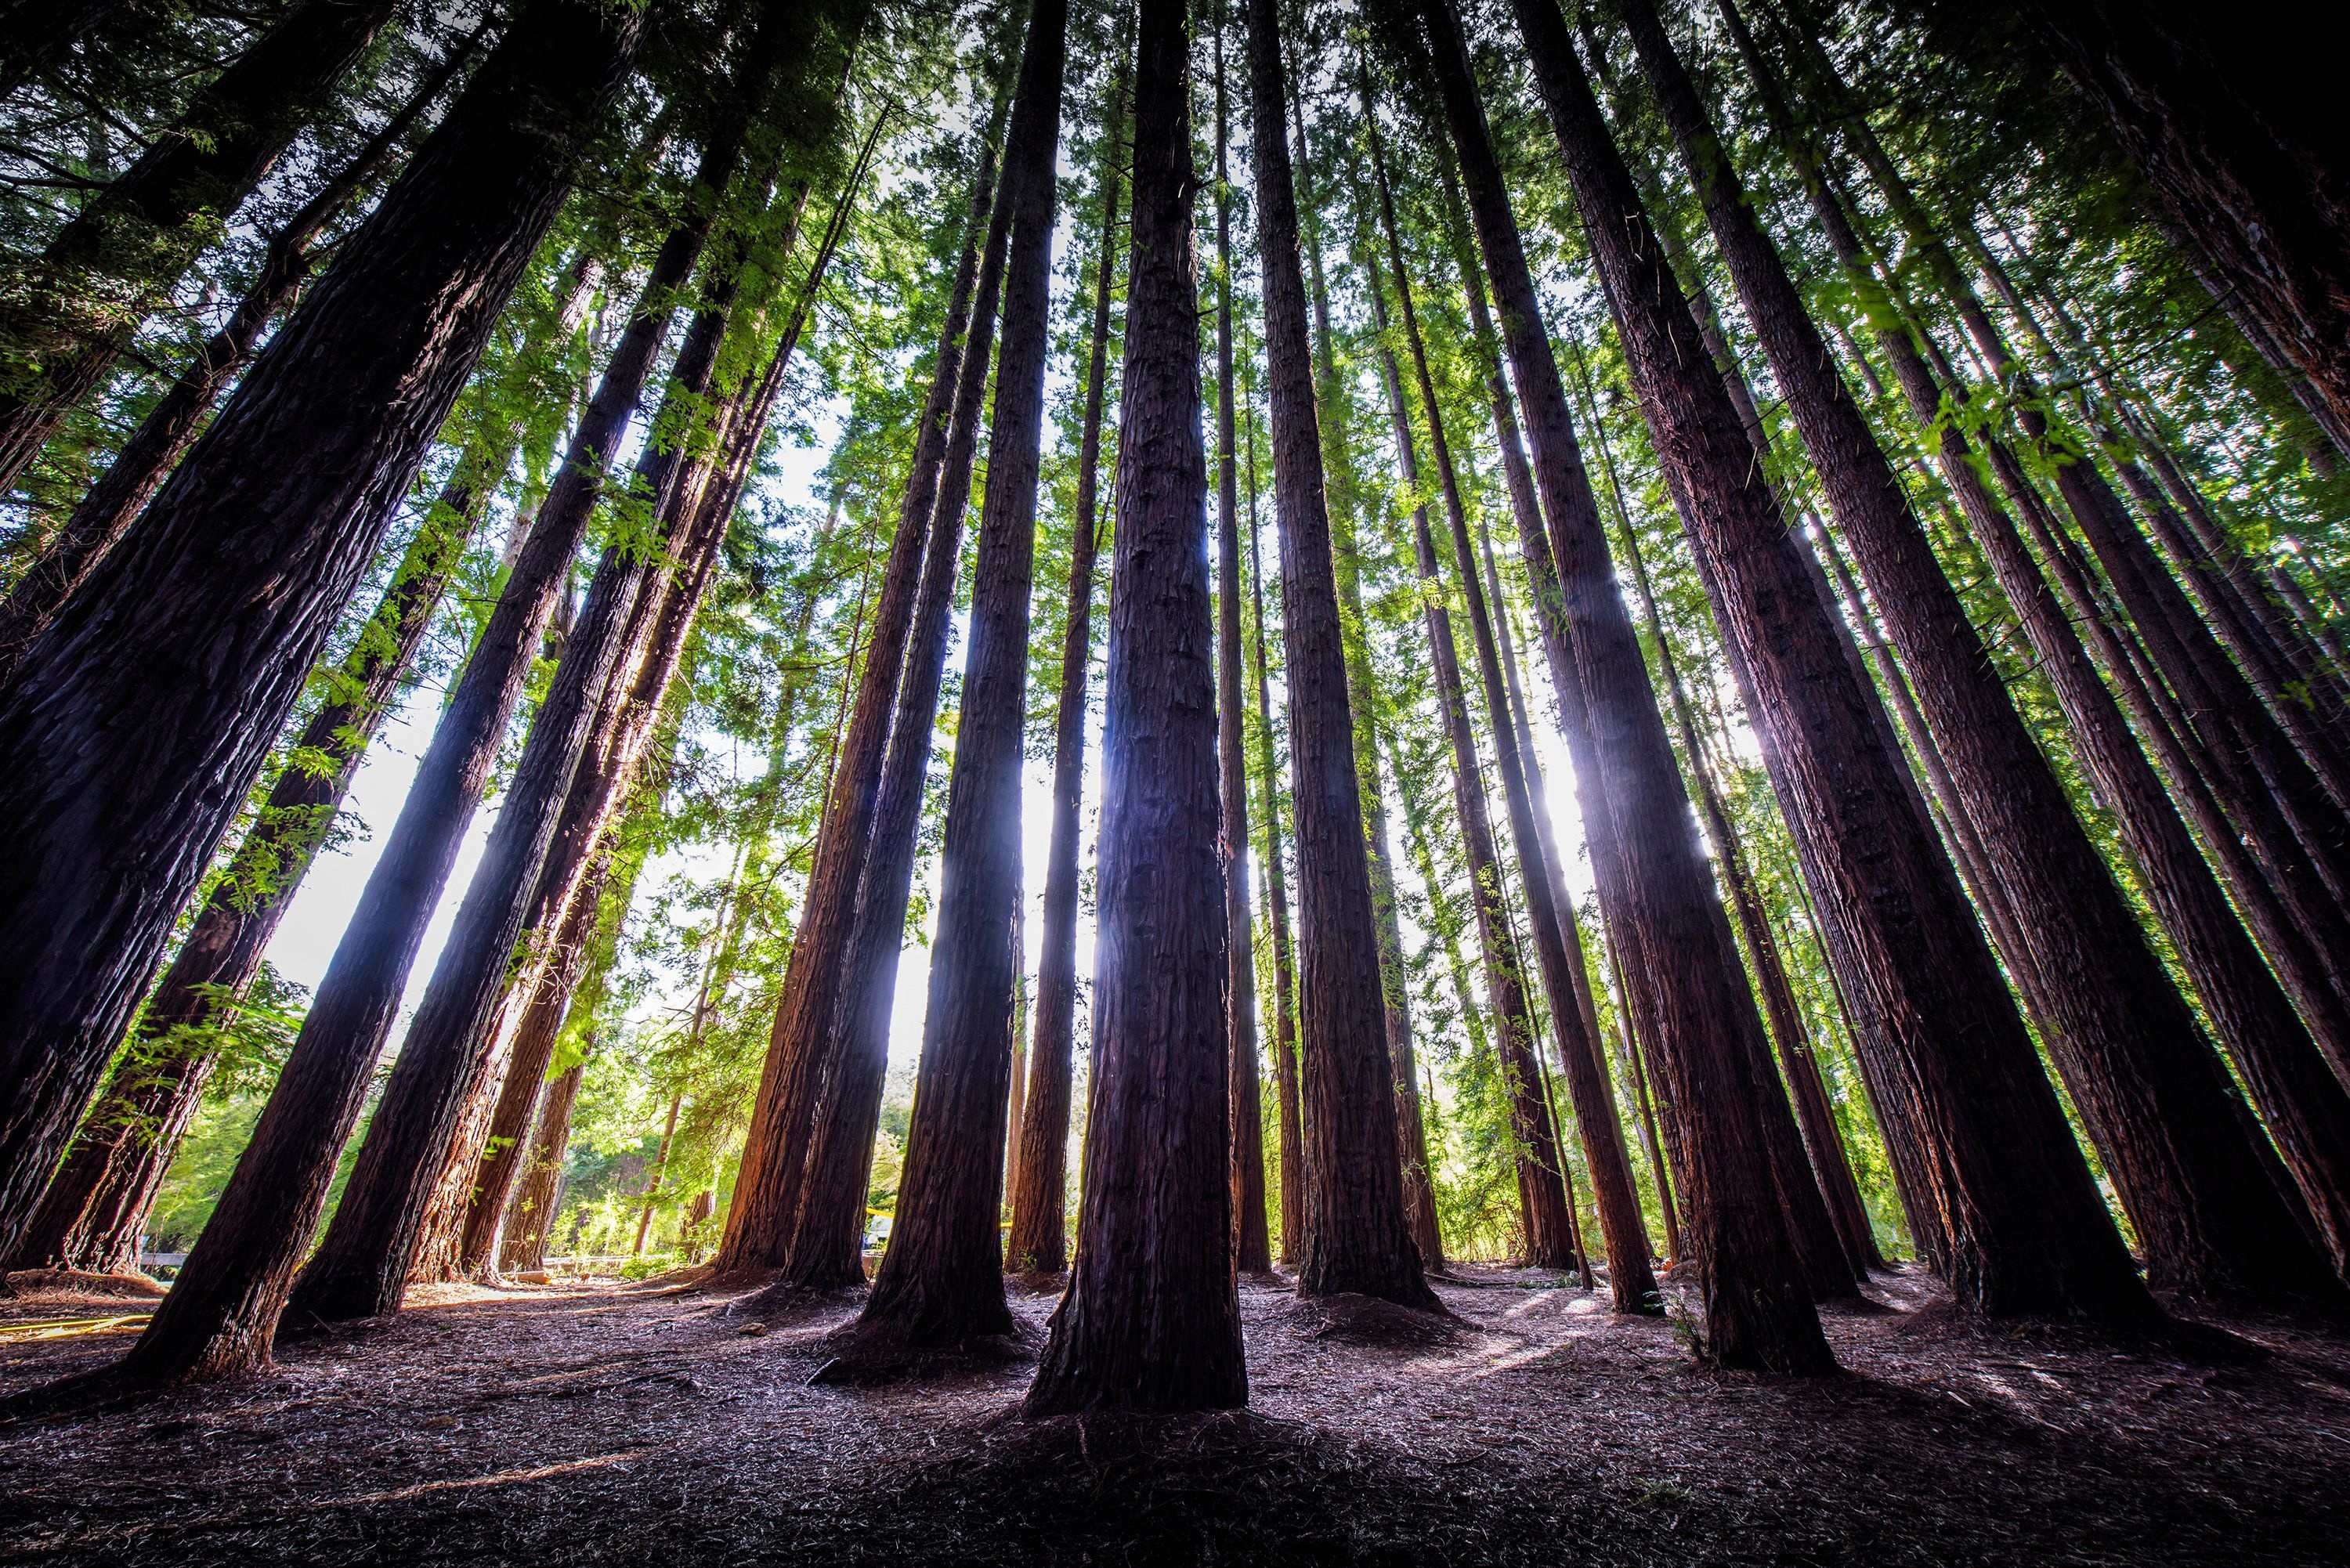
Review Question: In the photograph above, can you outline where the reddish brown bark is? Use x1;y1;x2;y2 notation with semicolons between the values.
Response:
1007;55;1123;1278
501;1054;588;1274
1252;0;1436;1313
841;0;1065;1355
715;97;997;1282
1245;380;1305;1269
1419;0;1828;1368
779;120;1018;1298
1025;0;1247;1410
0;0;643;1278
1214;26;1271;1277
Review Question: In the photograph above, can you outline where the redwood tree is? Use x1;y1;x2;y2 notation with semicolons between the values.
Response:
1250;0;1436;1312
1025;0;1247;1411
1412;0;1831;1368
836;0;1065;1357
0;0;645;1268
1007;46;1123;1277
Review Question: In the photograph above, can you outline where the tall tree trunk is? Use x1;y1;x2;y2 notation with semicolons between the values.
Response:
0;34;477;681
295;102;864;1324
1214;20;1272;1278
0;0;407;489
0;0;644;1274
1364;87;1660;1303
841;0;1064;1356
1522;0;2165;1324
1025;0;1247;1411
1416;0;1831;1368
1245;377;1305;1270
776;117;1018;1297
1249;0;1435;1313
9;468;487;1276
714;81;1011;1280
503;1058;588;1273
1007;47;1123;1277
1714;0;2350;1300
1285;63;1444;1259
1359;224;1570;1273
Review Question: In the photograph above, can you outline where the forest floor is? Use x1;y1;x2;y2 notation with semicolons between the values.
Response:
0;1261;2345;1565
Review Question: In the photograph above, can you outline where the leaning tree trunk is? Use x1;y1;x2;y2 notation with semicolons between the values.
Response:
0;0;644;1276
1418;0;1829;1370
501;1053;590;1274
1025;0;1247;1412
840;0;1065;1359
713;115;1004;1282
1250;0;1436;1313
0;0;407;490
0;37;475;683
2017;0;2350;459
1007;56;1122;1276
9;468;486;1276
1363;92;1661;1305
1651;0;2341;1310
1245;388;1306;1268
1213;30;1272;1277
1710;0;2348;1304
776;115;1020;1297
295;99;864;1324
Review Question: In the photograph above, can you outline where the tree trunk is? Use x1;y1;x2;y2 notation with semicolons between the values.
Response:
1214;27;1272;1277
0;0;406;490
1285;64;1444;1264
9;469;486;1276
1245;381;1305;1270
0;34;475;683
1364;90;1659;1302
714;92;1007;1283
842;0;1064;1356
776;121;1018;1298
1419;0;1828;1369
1024;0;1247;1411
1250;0;1435;1313
1709;0;2345;1305
295;96;862;1324
1540;0;2164;1321
0;0;130;98
0;0;643;1276
501;1053;588;1274
1007;53;1122;1277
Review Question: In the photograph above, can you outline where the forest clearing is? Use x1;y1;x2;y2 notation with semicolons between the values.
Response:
4;0;2349;1557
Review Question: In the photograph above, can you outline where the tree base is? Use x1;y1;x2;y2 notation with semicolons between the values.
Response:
1280;1292;1463;1352
805;1313;1038;1387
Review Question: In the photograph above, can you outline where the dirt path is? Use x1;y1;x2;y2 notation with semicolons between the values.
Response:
0;1265;2344;1564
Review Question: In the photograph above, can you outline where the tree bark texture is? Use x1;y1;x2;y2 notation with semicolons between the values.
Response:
1025;0;1248;1411
9;475;483;1275
1420;0;1828;1368
0;0;642;1277
776;128;1018;1296
714;122;1001;1279
1252;0;1436;1313
849;0;1064;1352
1215;27;1271;1277
1008;63;1122;1276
